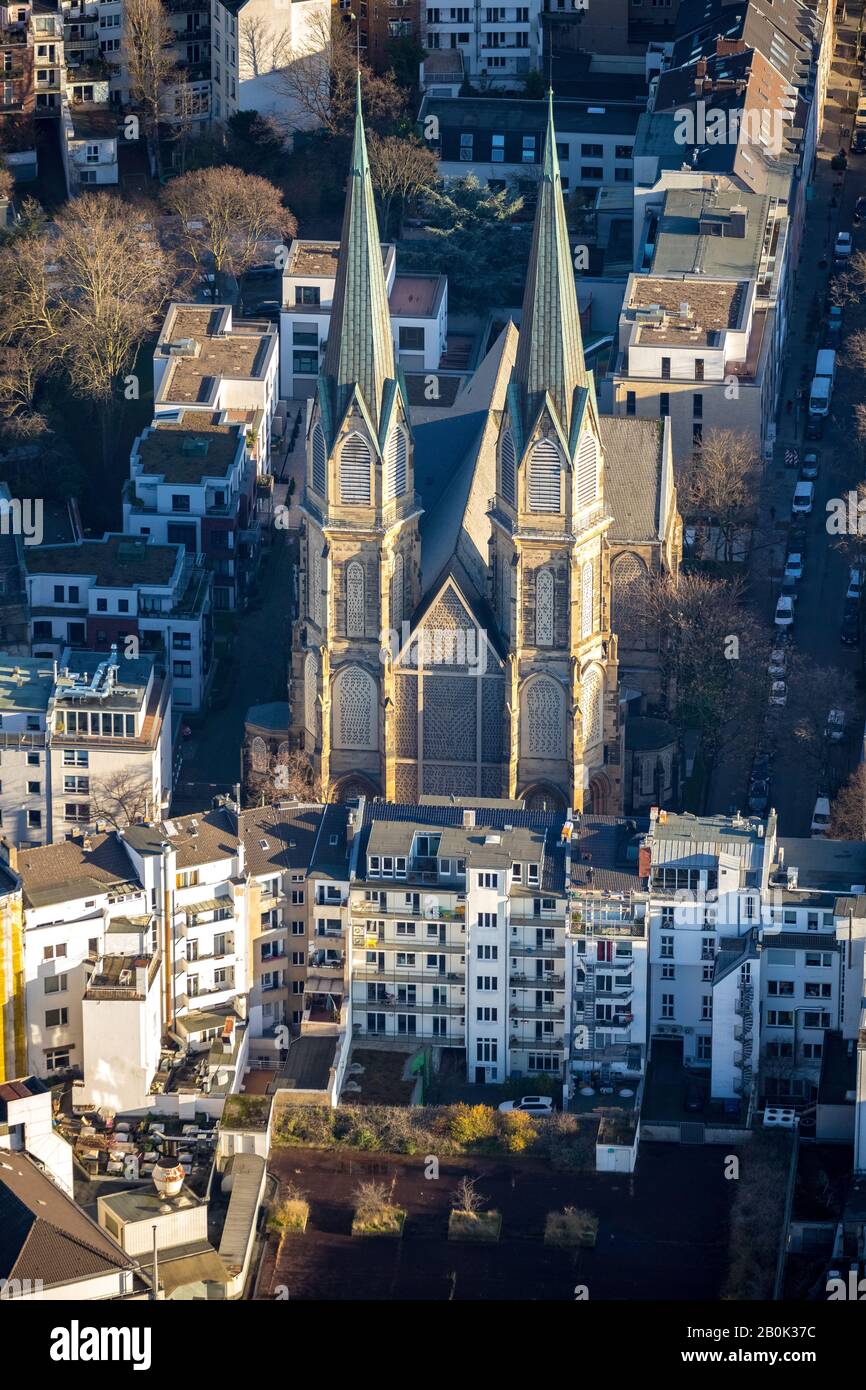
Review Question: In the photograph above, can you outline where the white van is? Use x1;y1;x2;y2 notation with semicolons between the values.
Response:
815;349;837;382
792;480;814;514
811;796;831;837
809;375;832;416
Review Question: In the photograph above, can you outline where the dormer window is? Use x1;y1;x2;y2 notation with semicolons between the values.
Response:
527;863;540;886
511;863;522;882
369;855;381;877
439;858;451;875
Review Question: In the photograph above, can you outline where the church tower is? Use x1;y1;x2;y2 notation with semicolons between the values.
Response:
290;77;422;800
489;94;621;813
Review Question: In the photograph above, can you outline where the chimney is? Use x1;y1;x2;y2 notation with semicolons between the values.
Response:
0;836;18;873
638;837;653;882
462;809;476;829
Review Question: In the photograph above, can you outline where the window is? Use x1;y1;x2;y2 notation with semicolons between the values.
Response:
697;1035;712;1061
615;144;633;159
768;979;794;996
46;1007;68;1028
476;1038;498;1062
295;286;320;306
661;993;674;1019
660;393;670;417
476;943;498;960
477;912;496;928
581;166;603;181
581;143;603;158
803;1011;831;1029
661;357;671;380
805;952;832;968
27;780;40;795
385;426;407;501
767;1010;794;1027
44;974;68;994
693;393;703;420
293;352;317;375
695;359;704;381
522;135;536;163
173;661;192;678
661;963;674;979
476;975;498;991
491;133;505;162
476;1006;498;1021
46;1048;70;1070
626;391;636;416
27;810;41;829
701;995;712;1020
398;326;424;352
660;934;673;958
459;132;473;161
171;494;191;513
478;873;498;889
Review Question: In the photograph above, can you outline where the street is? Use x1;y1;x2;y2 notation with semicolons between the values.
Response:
710;12;866;835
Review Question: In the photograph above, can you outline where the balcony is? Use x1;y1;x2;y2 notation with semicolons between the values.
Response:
510;943;565;959
509;1005;565;1021
510;971;565;988
509;1036;564;1051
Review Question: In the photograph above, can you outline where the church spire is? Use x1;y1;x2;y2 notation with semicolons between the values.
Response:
514;91;587;436
323;72;395;431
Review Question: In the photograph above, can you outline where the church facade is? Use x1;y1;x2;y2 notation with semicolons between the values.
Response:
289;82;679;813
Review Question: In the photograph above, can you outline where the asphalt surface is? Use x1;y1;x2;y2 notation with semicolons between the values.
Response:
710;13;866;835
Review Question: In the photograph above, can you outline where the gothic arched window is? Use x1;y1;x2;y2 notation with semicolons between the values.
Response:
500;429;516;505
581;666;603;751
612;551;647;644
576;431;599;509
304;653;317;737
581;560;594;640
528;439;561;513
333;666;377;750
524;676;565;758
346;560;365;637
311;422;327;497
385;426;407;501
391;551;404;631
308;538;322;627
535;568;554;646
339;433;372;505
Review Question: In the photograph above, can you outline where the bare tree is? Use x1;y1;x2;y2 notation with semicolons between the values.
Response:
89;768;155;828
828;271;860;308
785;657;857;782
677;428;759;565
246;746;320;806
632;571;769;802
0;161;13;205
452;1176;484;1214
830;765;866;840
844;328;866;374
162;166;296;283
125;0;181;180
276;10;407;136
369;134;438;238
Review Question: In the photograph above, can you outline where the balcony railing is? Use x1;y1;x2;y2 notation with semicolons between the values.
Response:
510;971;565;988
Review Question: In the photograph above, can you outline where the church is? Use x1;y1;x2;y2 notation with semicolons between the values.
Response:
289;82;681;812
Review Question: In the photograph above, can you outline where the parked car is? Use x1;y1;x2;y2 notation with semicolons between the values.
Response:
789;521;808;553
244;263;277;280
811;796;831;837
775;595;795;627
827;305;844;341
855;197;866;225
853;128;866;152
768;647;787;678
826;708;846;742
800;452;819;480
769;680;788;707
835;231;854;260
251;299;281;322
792;481;814;515
498;1095;554;1115
848;568;863;600
784;553;804;581
806;414;825;441
841;609;860;646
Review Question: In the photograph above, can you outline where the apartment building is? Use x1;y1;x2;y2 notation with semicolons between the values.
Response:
153;304;280;474
611;179;791;469
25;533;214;714
0;649;170;849
0;852;25;1081
125;412;261;612
280;238;448;400
420;0;543;87
418;92;642;197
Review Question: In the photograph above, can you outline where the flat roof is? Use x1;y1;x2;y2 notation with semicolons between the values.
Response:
134;414;243;483
389;273;445;319
651;188;770;280
100;1184;204;1224
0;657;54;712
628;275;747;338
26;533;180;587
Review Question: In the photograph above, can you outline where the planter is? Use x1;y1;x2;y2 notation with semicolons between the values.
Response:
351;1208;406;1238
544;1209;598;1248
448;1210;502;1242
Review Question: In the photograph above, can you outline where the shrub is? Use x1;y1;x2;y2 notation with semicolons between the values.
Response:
544;1206;598;1248
448;1103;497;1146
498;1110;538;1153
269;1194;310;1237
351;1180;405;1237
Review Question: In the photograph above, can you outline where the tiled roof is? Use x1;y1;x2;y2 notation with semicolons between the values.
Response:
239;804;324;877
0;1150;136;1287
19;832;139;909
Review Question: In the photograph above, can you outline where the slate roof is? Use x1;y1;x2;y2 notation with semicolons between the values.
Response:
599;417;664;542
321;75;395;435
239;803;324;878
514;93;588;439
0;1150;136;1287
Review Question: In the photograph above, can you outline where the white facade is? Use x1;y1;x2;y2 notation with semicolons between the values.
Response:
421;1;543;87
0;1076;74;1195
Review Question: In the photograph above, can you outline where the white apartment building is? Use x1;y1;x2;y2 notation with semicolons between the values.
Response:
0;649;171;847
154;304;280;473
0;1072;74;1193
280;239;448;400
421;1;543;87
25;533;213;714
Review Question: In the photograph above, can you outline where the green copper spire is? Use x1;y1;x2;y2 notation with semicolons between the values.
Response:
514;91;588;435
323;72;395;431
